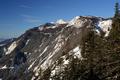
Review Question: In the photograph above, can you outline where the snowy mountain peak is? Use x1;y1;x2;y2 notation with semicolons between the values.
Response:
56;19;67;24
73;16;80;20
68;16;89;28
69;16;80;25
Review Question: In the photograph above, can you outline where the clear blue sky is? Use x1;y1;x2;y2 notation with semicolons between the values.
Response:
0;0;117;38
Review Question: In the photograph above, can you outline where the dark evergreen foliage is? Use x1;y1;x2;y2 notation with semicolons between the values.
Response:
109;1;120;40
114;2;120;18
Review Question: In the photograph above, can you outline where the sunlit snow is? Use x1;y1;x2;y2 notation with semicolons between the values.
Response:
6;41;17;55
98;20;112;36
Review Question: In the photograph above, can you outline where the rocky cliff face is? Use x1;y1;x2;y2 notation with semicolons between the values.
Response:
0;16;112;80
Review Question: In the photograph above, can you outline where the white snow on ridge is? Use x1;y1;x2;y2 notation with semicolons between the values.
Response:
56;19;67;24
68;16;88;28
39;25;57;30
6;41;17;55
39;20;67;31
69;16;80;26
39;27;44;31
98;20;112;36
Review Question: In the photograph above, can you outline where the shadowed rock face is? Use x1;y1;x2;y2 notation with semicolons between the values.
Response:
0;16;112;80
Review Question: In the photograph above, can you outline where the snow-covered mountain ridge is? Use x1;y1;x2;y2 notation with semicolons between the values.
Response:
34;16;112;36
0;16;112;80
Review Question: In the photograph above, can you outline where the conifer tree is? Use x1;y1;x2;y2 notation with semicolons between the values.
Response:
109;1;120;41
115;2;119;18
103;2;120;79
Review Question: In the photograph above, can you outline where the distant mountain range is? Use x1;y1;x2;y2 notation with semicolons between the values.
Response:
0;38;15;47
0;38;6;42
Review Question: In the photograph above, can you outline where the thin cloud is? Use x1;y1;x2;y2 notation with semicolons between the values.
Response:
20;5;32;9
21;14;41;23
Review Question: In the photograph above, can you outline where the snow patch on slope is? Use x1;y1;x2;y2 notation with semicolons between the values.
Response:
6;41;17;55
98;20;112;36
28;60;36;70
73;46;82;59
39;27;44;31
41;35;65;69
69;46;83;59
63;59;69;65
25;39;30;45
38;46;49;57
0;65;7;69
